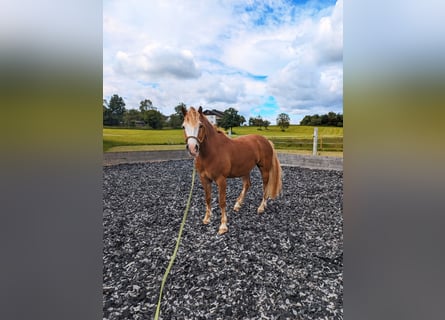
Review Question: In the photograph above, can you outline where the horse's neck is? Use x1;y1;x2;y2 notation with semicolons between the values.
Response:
200;122;229;157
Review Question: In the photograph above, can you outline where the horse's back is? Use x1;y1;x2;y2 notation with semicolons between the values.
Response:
234;134;273;154
231;134;274;166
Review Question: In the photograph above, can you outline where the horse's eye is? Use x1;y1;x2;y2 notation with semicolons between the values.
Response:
199;124;203;128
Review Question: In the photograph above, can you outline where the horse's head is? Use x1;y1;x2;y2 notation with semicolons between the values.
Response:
182;106;206;157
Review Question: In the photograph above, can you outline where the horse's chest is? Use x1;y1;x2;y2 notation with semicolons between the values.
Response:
200;167;222;181
197;160;228;181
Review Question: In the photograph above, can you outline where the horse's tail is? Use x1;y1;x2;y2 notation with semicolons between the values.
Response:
265;140;282;199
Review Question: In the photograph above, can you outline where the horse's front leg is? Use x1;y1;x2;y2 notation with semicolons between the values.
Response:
201;176;212;225
215;177;228;234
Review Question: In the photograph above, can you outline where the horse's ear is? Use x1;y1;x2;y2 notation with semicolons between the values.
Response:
181;106;187;116
198;106;203;114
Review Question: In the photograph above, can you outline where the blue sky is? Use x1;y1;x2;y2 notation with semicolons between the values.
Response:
103;0;342;124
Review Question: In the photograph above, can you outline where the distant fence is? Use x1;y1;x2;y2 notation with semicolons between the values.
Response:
269;136;343;152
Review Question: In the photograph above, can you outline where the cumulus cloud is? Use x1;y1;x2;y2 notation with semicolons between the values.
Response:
313;0;343;63
201;78;245;104
268;0;343;116
269;63;342;112
104;0;343;123
114;45;201;79
221;29;296;76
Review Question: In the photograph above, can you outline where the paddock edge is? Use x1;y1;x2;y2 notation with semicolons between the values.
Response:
103;150;343;171
277;153;343;171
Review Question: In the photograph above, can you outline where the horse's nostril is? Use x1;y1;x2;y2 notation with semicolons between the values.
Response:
186;144;189;150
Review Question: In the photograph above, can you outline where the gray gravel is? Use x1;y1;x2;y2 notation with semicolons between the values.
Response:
103;159;343;319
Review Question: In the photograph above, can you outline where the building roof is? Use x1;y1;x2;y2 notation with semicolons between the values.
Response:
203;109;224;117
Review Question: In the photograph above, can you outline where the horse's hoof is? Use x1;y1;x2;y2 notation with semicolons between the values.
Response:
218;225;228;235
257;207;265;214
202;214;210;224
233;203;241;211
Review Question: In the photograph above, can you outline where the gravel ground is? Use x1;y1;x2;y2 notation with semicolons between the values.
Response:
103;160;343;319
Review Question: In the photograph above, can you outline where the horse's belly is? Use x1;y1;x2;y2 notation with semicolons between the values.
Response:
228;161;256;178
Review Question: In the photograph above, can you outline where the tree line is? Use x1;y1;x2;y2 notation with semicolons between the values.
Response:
103;93;342;130
299;112;343;127
103;94;185;129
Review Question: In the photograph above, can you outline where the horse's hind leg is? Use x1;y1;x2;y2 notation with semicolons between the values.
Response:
257;165;270;214
234;175;251;212
201;177;212;224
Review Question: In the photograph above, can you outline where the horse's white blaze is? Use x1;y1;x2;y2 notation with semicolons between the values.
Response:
183;122;201;156
183;122;200;139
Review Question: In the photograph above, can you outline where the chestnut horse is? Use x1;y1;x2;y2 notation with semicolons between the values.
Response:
182;106;282;235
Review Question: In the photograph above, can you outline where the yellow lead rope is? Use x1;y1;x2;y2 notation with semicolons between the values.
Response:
154;166;196;320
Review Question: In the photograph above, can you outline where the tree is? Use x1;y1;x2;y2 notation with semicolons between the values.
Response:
248;117;256;126
174;103;187;123
321;114;329;125
139;99;153;112
145;108;165;129
248;115;265;129
220;107;243;133
168;113;183;129
138;99;165;129
300;115;311;126
239;115;246;126
310;115;322;126
299;111;343;127
104;94;126;126
327;112;337;126
123;109;142;127
336;113;343;127
277;113;290;131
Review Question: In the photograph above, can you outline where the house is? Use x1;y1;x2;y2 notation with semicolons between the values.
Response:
134;120;145;127
203;109;224;125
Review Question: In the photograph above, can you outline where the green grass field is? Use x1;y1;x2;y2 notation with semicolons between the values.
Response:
103;125;343;155
103;128;184;151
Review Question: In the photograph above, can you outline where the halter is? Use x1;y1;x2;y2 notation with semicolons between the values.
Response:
185;135;201;145
184;124;205;145
185;134;203;154
183;107;206;154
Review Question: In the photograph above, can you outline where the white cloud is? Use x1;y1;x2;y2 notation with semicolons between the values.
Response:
103;0;343;123
144;46;201;79
267;0;343;116
313;0;343;63
200;76;245;104
221;27;297;76
115;45;201;79
268;61;343;114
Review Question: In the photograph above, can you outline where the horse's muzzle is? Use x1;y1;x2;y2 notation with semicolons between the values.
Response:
185;137;200;157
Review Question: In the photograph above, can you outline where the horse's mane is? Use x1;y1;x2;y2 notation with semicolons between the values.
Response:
199;110;226;136
214;125;226;135
188;106;228;137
